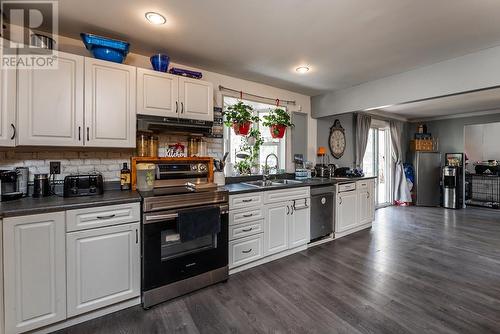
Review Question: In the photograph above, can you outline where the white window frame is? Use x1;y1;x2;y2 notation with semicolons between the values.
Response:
223;96;286;173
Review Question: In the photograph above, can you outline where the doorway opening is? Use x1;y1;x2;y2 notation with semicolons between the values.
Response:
362;120;393;207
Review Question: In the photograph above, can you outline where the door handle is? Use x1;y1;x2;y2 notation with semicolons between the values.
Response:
86;127;90;141
242;227;253;232
145;213;179;222
242;199;253;203
367;192;370;199
339;197;342;205
175;101;178;113
181;102;184;114
10;124;16;140
135;229;138;244
242;248;252;254
286;205;290;215
242;213;253;217
78;126;81;141
96;214;116;220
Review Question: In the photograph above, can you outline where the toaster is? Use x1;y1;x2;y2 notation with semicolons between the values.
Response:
63;174;104;197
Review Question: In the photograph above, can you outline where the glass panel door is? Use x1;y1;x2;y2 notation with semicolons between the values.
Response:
362;125;393;207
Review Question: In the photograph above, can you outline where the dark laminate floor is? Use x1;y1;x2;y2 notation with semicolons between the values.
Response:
55;206;500;334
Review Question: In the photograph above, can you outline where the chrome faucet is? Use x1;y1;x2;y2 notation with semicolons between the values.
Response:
263;153;279;182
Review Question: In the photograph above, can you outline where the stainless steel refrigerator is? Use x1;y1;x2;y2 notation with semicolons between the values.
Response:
412;152;441;206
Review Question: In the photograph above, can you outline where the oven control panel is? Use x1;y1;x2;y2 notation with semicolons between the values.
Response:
156;162;209;180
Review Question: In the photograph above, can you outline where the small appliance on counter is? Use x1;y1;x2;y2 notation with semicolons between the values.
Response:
63;174;104;197
16;167;29;197
0;170;24;201
33;173;50;198
315;147;330;178
443;153;464;209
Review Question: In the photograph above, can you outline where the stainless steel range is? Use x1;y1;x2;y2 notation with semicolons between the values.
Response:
138;158;229;309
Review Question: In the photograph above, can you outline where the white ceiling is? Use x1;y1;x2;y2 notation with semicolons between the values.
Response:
26;0;500;95
373;88;500;120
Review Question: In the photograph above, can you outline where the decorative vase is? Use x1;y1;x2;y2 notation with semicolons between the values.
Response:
270;125;287;139
233;121;251;136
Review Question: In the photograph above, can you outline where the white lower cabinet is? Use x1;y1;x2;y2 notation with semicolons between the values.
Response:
3;212;67;334
289;199;310;249
229;188;310;272
2;203;141;334
263;202;289;256
335;179;376;238
66;222;140;317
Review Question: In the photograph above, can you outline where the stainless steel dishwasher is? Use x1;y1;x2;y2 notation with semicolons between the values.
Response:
310;185;335;241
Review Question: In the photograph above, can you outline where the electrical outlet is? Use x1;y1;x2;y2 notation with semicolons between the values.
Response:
50;161;61;174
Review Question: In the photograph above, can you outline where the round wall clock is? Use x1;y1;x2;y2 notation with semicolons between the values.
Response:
329;119;346;159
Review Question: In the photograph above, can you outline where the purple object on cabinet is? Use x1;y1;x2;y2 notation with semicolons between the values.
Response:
169;67;203;79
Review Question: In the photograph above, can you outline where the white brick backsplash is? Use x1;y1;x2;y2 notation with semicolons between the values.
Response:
0;134;223;182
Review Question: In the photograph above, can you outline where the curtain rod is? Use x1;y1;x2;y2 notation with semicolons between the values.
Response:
218;85;296;106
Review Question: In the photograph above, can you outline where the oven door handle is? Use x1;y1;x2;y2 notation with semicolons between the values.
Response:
145;213;179;223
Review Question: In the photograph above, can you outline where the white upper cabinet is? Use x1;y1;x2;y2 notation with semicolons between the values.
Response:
3;212;66;334
137;68;178;117
0;38;17;147
84;58;136;148
178;77;213;121
137;71;214;121
17;51;84;146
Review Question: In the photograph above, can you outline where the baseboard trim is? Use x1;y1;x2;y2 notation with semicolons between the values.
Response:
30;297;141;334
229;244;308;275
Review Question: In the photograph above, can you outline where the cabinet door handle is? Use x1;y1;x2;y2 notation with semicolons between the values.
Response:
339;197;342;205
78;126;81;141
96;214;116;220
242;227;253;232
10;124;16;140
291;205;295;215
175;101;178;113
367;192;370;199
86;127;90;141
286;205;290;215
242;248;252;254
135;229;138;244
181;102;184;114
242;213;253;217
242;199;253;203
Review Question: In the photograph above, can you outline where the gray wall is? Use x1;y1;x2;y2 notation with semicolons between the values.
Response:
316;113;356;168
408;112;500;162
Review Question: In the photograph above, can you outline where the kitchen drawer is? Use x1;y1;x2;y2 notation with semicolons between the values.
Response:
66;203;140;232
263;187;310;204
356;180;372;190
229;234;264;269
229;219;263;241
338;182;356;192
229;192;263;210
229;207;264;226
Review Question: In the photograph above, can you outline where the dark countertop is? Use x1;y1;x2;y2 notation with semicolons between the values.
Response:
0;190;142;219
224;176;377;195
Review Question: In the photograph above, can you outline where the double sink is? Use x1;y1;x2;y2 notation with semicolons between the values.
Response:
243;179;303;188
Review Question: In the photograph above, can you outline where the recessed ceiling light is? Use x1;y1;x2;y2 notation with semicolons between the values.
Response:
295;66;310;74
145;12;166;25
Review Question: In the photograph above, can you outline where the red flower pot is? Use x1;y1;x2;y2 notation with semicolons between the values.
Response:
233;121;251;136
270;125;287;139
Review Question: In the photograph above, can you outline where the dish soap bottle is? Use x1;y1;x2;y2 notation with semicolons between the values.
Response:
120;163;131;190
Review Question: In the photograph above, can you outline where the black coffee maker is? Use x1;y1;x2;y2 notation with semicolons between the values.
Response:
0;170;23;201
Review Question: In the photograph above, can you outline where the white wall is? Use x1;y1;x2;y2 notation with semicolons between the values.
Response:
55;35;316;171
464;122;500;172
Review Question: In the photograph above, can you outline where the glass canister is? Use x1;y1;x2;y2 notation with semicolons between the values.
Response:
197;138;208;156
149;135;159;157
136;163;156;191
136;131;151;157
188;138;198;157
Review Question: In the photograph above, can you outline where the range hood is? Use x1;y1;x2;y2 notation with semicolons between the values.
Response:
137;115;214;135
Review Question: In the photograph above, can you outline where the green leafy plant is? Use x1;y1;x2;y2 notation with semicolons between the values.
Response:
235;128;264;175
262;108;294;128
223;101;259;126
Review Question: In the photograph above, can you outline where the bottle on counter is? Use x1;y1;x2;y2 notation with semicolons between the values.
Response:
120;163;131;191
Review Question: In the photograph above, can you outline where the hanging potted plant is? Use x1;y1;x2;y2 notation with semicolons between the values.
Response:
262;108;294;139
223;101;259;136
